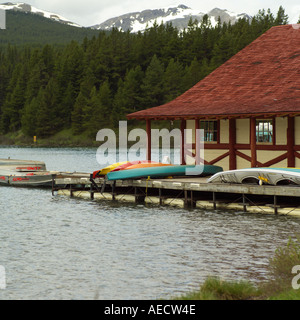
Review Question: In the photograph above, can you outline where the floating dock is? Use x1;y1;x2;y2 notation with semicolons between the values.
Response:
52;173;300;217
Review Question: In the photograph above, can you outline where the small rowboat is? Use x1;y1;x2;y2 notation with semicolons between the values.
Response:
0;169;54;187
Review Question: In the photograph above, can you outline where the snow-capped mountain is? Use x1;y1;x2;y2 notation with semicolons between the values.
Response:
91;4;251;32
0;2;81;27
0;3;251;32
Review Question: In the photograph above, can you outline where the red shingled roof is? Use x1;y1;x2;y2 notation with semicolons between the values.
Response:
127;24;300;120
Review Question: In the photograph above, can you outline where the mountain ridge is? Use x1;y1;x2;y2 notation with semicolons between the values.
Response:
91;4;251;32
0;2;251;33
0;2;81;27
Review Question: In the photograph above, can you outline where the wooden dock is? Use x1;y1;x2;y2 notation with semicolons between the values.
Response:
52;173;300;217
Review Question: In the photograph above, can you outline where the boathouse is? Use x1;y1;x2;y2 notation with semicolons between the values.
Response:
127;24;300;171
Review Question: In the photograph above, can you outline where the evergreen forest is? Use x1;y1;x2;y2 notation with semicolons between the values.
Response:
0;6;295;142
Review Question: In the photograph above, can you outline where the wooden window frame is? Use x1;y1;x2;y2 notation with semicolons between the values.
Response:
255;118;275;145
199;120;220;144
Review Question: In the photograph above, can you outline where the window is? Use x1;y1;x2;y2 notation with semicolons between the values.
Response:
200;120;218;142
256;120;273;143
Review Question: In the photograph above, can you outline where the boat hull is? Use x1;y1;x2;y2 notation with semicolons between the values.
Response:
92;161;129;178
107;165;223;181
111;160;159;172
0;170;54;187
0;158;47;171
207;167;300;186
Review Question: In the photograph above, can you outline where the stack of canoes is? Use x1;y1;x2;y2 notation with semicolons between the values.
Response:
207;167;300;186
92;160;223;181
0;158;55;187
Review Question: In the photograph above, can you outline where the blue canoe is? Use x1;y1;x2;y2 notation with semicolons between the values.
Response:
106;165;223;181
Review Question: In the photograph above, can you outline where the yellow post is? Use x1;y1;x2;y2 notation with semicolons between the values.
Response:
33;136;37;144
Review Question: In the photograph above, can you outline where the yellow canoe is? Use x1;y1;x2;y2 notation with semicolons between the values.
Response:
92;161;129;178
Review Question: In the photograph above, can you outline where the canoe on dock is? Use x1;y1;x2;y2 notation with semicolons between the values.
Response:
207;167;300;186
107;164;223;181
92;161;130;178
110;160;159;172
93;160;165;177
124;163;173;170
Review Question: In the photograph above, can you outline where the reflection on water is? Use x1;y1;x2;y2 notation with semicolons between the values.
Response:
0;147;300;299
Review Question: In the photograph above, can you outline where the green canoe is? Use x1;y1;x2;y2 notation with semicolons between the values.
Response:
106;164;223;181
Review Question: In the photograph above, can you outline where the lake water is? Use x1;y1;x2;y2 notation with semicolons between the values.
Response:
0;147;300;300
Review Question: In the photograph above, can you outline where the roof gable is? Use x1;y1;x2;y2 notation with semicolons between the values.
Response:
127;24;300;120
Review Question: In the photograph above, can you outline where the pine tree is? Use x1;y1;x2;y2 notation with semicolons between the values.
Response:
36;78;60;137
275;6;289;25
163;58;184;103
72;91;87;135
21;97;39;137
210;31;235;69
120;65;144;113
141;55;165;108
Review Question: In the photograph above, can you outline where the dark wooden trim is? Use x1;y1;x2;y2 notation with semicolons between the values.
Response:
195;119;201;165
197;143;297;151
181;119;186;165
217;119;221;144
236;150;263;167
229;118;236;170
250;117;257;167
294;151;300;160
287;116;295;167
146;119;151;161
272;116;276;146
204;143;230;149
207;152;230;165
261;152;288;167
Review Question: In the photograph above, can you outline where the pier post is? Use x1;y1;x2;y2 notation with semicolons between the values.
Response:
112;181;116;200
159;188;163;205
184;190;188;207
213;192;217;210
242;194;247;212
274;195;278;215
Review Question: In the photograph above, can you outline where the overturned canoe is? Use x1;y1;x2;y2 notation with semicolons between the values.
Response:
207;167;300;186
110;160;159;172
107;164;223;181
124;162;173;170
92;161;129;178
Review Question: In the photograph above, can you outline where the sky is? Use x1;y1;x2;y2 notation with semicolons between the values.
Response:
13;0;300;27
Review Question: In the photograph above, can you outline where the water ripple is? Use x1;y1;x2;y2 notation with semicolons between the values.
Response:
0;148;300;299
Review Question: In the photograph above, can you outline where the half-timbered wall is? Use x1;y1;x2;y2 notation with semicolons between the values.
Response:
184;116;299;171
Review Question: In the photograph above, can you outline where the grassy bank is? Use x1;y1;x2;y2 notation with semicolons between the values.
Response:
175;234;300;300
0;121;179;148
0;129;99;147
